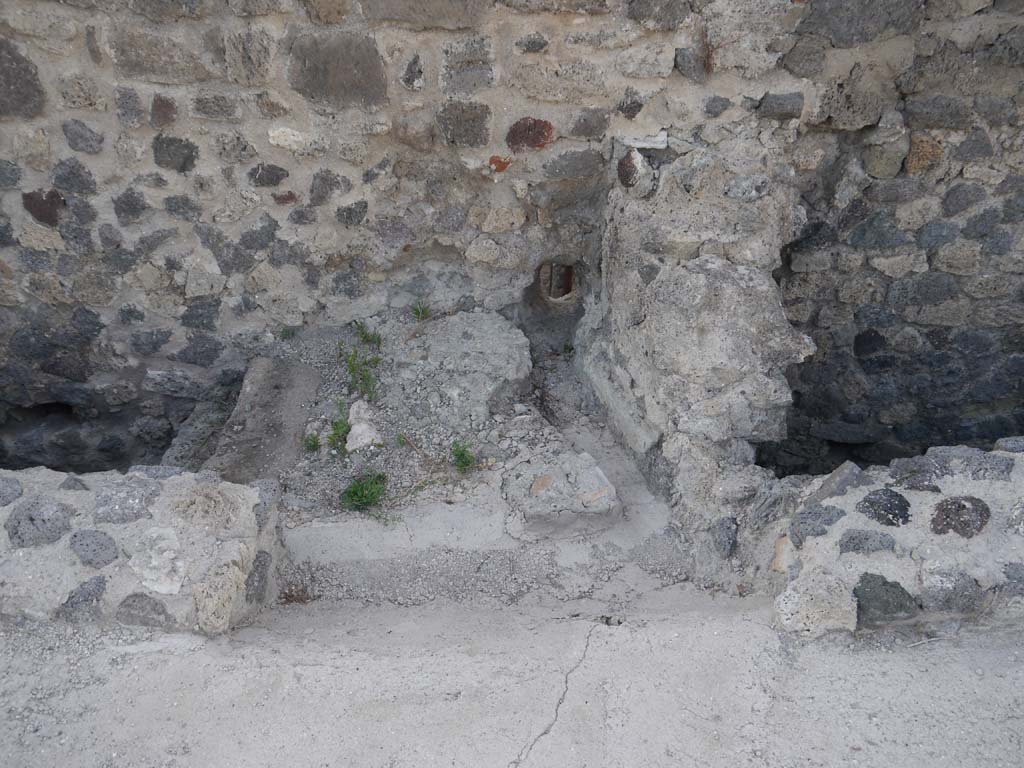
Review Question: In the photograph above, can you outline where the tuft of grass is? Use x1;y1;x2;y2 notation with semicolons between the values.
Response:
279;326;298;340
342;472;387;512
353;320;382;348
345;347;380;400
451;441;476;473
411;301;431;321
396;434;409;447
563;342;575;356
326;417;351;452
303;433;320;452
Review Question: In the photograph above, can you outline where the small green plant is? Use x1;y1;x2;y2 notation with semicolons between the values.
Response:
412;301;431;321
342;472;387;511
353;320;382;348
303;433;320;452
451;441;476;473
345;347;380;400
279;326;298;340
396;434;409;447
563;342;575;356
326;417;351;452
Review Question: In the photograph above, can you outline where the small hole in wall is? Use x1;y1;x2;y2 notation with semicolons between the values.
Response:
537;262;577;302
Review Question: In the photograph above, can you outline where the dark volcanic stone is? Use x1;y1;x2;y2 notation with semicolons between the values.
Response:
401;54;424;90
245;550;273;603
288;32;387;110
165;195;203;222
797;0;918;46
789;504;846;548
153;135;199;173
0;159;21;188
954;127;994;162
709;516;737;559
336;200;368;226
617;87;645;120
942;183;986;217
904;96;970;130
704;95;732;117
170;333;224;367
570;107;610;139
62;119;104;154
854;573;920;627
22;189;66;227
855;488;911;526
437;101;492;148
112;187;149;226
627;0;690;30
116;86;143;127
838;529;896;555
962;208;1001;240
289;206;317;225
757;92;804;120
931;496;991;538
916;220;959;250
53;158;97;195
506;116;555;153
5;497;74;547
674;47;707;83
248;163;289;187
130;328;173;356
516;33;548;54
181;296;221;330
442;35;493;95
57;575;106;621
70;529;119;568
309;168;350;205
116;593;176;628
0;37;46;119
846;212;911;250
150;94;178;128
238;213;279;251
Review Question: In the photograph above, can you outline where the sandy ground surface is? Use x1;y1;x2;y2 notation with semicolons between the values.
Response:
1;587;1022;768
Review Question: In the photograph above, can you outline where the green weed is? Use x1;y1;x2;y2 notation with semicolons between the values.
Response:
303;433;320;452
342;472;388;512
345;348;380;400
326;417;351;452
411;302;431;321
451;441;476;473
353;320;382;348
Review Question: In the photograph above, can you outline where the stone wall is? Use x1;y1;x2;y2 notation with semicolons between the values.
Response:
0;0;1022;543
758;2;1024;475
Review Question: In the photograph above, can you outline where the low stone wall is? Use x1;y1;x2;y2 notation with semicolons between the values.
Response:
0;465;284;634
775;440;1024;636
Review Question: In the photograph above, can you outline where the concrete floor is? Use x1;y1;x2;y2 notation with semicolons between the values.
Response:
1;587;1022;768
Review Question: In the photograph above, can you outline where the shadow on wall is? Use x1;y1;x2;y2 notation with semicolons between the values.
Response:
758;233;1024;477
504;260;585;358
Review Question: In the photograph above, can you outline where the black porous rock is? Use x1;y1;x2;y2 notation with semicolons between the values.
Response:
855;488;911;526
931;496;991;538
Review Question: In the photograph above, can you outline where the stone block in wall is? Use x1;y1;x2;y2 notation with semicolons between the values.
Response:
437;101;491;147
225;28;276;86
364;0;492;29
500;0;609;12
508;59;606;103
287;32;387;110
228;0;288;15
129;0;215;22
301;0;349;24
443;36;494;95
626;0;691;31
111;29;214;84
796;0;920;47
0;38;46;119
0;466;286;635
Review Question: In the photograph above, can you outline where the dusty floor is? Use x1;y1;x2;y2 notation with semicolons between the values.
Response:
2;587;1022;768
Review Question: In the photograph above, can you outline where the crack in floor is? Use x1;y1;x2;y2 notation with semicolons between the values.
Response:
508;623;599;768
